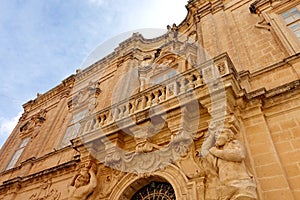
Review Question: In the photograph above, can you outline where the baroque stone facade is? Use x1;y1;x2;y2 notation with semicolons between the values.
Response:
0;0;300;199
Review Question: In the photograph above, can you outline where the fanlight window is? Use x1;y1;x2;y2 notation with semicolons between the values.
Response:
131;182;176;200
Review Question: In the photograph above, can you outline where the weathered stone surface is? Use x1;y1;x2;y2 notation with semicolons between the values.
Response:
0;0;299;199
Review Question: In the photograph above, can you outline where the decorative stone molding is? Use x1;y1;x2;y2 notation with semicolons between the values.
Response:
29;178;61;200
174;142;203;179
71;81;101;111
249;0;280;14
22;75;75;112
98;168;125;198
103;128;194;175
109;164;205;200
19;109;47;138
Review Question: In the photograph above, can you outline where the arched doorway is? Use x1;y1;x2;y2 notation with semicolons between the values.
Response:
109;165;192;200
131;181;176;200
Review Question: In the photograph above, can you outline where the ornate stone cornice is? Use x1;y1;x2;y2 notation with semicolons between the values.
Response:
249;0;272;14
245;79;300;100
0;159;78;190
22;75;75;112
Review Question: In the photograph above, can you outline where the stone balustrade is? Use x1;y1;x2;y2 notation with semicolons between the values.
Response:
80;53;233;136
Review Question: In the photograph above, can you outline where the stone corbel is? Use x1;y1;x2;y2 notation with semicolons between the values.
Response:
71;137;99;166
255;13;271;31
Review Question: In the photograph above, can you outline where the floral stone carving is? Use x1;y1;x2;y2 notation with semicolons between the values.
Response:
29;178;61;200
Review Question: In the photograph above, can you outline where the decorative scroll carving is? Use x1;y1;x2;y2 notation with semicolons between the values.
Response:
153;56;176;74
19;109;47;138
104;129;194;175
174;142;203;179
135;138;161;154
71;81;101;111
216;61;228;75
187;30;198;43
68;163;97;200
29;178;61;200
99;169;125;198
201;129;257;200
19;111;29;122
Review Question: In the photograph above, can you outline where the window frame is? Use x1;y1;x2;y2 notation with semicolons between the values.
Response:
59;109;88;148
6;137;30;170
266;1;300;54
280;6;300;41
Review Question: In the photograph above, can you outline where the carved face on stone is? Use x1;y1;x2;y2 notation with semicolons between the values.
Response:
215;133;227;147
74;171;90;188
215;129;234;148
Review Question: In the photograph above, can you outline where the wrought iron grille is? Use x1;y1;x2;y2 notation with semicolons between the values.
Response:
131;182;176;200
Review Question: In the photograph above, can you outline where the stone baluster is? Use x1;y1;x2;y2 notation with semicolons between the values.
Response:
124;103;130;116
83;120;90;133
134;98;140;111
141;95;147;109
152;90;160;105
98;114;105;126
94;115;100;128
119;105;124;119
108;109;114;123
116;108;122;120
89;118;95;132
98;115;103;126
159;87;166;101
146;93;152;108
129;101;135;114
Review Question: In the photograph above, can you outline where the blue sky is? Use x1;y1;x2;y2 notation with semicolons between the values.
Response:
0;0;188;147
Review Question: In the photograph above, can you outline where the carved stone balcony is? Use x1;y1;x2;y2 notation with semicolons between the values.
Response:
78;52;237;140
69;52;240;174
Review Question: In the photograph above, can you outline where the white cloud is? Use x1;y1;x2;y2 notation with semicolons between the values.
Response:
0;112;22;148
0;0;188;149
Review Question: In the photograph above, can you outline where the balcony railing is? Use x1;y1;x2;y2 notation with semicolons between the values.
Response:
79;53;234;136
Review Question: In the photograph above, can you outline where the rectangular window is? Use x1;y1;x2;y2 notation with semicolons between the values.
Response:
281;6;300;40
6;137;30;170
60;110;87;148
152;70;178;85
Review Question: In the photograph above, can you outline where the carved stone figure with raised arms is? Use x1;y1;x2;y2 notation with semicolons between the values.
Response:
203;129;257;200
68;163;97;200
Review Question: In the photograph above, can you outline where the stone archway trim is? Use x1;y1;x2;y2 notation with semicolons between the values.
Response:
109;164;190;200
